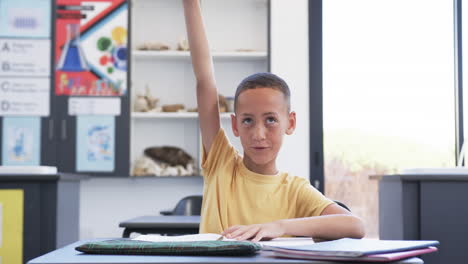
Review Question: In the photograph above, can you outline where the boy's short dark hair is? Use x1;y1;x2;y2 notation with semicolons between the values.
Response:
234;72;291;113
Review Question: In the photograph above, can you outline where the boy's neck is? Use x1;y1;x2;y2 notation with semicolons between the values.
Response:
242;155;279;176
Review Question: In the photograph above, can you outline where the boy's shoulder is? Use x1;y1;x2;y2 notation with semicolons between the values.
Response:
282;173;309;182
282;174;328;196
202;128;241;178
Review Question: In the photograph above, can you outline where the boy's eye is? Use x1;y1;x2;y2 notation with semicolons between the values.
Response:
242;118;253;125
266;117;277;124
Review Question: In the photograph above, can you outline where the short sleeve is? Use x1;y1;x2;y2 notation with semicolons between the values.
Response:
201;128;237;180
295;180;334;218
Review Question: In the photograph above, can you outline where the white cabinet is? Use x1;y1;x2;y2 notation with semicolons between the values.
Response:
130;0;269;176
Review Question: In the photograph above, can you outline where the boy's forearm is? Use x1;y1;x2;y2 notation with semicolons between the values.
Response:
277;215;365;239
182;0;220;152
183;0;215;84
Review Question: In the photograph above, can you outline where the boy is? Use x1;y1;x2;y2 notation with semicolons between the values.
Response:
183;0;365;242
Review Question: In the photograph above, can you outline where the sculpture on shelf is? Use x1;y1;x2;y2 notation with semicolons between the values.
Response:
134;85;160;112
162;104;185;112
132;146;196;177
145;146;194;167
177;36;190;51
218;94;228;113
182;94;229;113
136;41;170;51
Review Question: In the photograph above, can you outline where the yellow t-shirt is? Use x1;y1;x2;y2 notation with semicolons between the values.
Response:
199;128;334;234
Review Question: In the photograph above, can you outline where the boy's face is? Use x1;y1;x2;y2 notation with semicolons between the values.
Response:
231;87;296;168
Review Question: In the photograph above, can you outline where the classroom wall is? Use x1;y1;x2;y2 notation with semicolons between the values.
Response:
79;177;204;239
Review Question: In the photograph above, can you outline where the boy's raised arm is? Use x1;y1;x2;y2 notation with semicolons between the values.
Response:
183;0;220;154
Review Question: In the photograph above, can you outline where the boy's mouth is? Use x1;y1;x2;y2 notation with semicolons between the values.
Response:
252;146;268;150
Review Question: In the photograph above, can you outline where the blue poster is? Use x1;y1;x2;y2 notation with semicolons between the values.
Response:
0;0;51;38
1;117;41;166
76;116;115;172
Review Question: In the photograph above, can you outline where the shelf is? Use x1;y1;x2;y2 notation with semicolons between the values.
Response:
132;112;234;119
128;175;203;179
132;50;268;60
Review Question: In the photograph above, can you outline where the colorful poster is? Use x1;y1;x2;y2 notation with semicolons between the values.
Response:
55;0;128;96
0;0;51;38
76;115;115;171
1;117;41;166
0;190;24;264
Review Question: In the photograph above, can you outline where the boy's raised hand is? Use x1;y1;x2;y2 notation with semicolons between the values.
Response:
222;222;286;242
183;0;221;154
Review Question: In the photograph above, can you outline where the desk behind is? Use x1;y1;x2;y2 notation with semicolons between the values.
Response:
375;174;468;264
119;215;200;237
28;239;424;264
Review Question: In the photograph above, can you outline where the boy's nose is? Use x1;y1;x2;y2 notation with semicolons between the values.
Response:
253;125;266;141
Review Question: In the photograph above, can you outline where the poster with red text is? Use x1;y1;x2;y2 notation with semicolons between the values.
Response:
55;0;127;96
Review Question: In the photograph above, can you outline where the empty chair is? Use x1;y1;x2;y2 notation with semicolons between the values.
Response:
160;195;203;216
334;200;351;212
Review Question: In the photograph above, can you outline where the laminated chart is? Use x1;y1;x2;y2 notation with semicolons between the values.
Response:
55;0;128;96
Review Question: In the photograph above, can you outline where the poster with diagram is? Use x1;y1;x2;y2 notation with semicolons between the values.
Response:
76;115;115;172
0;0;51;38
55;0;128;96
0;0;51;117
1;117;41;166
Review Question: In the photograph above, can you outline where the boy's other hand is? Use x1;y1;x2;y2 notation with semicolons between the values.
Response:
221;222;285;242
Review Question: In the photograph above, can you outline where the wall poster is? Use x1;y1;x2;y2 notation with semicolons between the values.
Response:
76;115;115;172
55;0;128;96
1;117;41;166
0;0;51;117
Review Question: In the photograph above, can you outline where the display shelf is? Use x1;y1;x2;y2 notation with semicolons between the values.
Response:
129;0;268;177
131;112;233;119
132;50;268;60
128;175;203;179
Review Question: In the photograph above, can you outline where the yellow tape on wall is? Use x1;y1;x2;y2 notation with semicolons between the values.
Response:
0;190;24;264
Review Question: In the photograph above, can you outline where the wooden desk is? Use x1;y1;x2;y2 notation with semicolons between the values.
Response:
27;239;423;264
373;174;468;264
119;215;200;237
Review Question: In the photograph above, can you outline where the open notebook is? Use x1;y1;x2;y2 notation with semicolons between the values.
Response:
132;235;438;261
133;233;316;248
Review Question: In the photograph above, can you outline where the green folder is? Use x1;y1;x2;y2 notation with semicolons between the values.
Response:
76;239;261;256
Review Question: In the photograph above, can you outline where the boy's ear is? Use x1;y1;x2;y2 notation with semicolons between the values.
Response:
286;111;296;135
231;114;240;137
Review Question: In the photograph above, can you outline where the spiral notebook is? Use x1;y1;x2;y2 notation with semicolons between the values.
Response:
274;246;438;262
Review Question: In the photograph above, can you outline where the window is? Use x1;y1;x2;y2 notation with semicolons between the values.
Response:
323;0;455;238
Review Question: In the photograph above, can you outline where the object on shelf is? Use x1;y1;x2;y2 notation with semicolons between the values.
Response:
225;96;235;112
187;108;198;112
145;146;194;167
177;37;189;51
137;41;170;51
218;94;228;113
132;146;196;177
134;85;160;112
132;156;195;177
162;104;185;112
